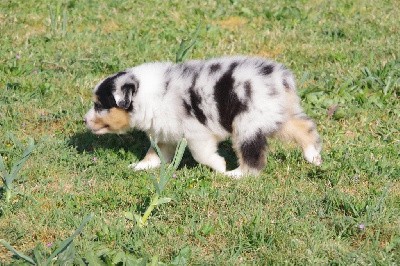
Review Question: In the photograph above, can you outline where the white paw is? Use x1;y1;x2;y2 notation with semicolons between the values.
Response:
224;168;245;179
312;154;322;166
304;146;322;166
128;158;161;171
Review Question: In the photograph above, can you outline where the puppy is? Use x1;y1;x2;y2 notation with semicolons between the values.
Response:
84;56;322;178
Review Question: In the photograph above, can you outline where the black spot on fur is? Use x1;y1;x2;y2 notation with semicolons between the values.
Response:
183;100;192;115
189;89;207;125
283;79;291;91
209;63;221;74
268;86;278;97
95;71;126;109
244;80;252;98
163;67;172;95
165;66;173;76
180;64;195;78
259;64;274;76
188;74;207;125
214;62;247;132
240;130;267;170
163;79;171;97
165;80;170;91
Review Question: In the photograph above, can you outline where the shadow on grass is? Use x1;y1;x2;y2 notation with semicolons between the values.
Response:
68;130;149;159
218;140;239;171
68;130;239;171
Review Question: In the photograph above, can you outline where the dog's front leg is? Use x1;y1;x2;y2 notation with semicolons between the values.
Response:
129;143;176;171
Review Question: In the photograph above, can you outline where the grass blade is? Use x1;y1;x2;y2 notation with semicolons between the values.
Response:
149;137;166;180
124;211;134;221
149;137;165;165
0;154;7;183
155;197;172;205
62;7;67;36
158;139;187;193
138;194;159;227
170;138;187;171
33;245;44;265
46;213;94;264
150;174;161;195
7;132;23;148
9;138;35;184
0;239;36;265
150;137;168;193
175;23;201;63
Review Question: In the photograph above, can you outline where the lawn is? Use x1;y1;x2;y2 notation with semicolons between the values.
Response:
0;0;399;264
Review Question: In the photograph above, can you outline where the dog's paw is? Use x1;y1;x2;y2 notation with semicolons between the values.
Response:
128;159;161;171
304;146;322;166
224;168;245;179
311;154;322;166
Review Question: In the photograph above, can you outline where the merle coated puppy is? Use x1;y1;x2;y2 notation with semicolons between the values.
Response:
84;56;322;178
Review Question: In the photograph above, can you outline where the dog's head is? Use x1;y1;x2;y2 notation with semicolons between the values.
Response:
84;71;139;135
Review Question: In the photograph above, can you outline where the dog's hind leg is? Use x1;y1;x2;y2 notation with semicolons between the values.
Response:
187;135;227;173
227;129;268;178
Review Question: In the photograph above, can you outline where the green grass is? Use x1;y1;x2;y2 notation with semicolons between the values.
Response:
1;0;399;264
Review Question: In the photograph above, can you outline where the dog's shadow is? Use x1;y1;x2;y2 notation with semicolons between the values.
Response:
68;131;238;171
68;130;148;159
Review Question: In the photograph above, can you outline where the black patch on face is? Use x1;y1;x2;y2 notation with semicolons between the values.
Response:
240;130;267;170
126;102;134;112
244;80;252;98
214;62;247;132
209;63;221;74
185;74;207;125
121;83;136;94
94;102;102;111
259;64;274;76
95;71;126;109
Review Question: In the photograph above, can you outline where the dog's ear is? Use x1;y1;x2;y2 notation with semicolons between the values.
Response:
116;77;139;109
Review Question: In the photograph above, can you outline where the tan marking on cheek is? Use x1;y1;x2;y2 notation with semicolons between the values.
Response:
91;114;106;130
92;95;99;102
102;108;131;132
